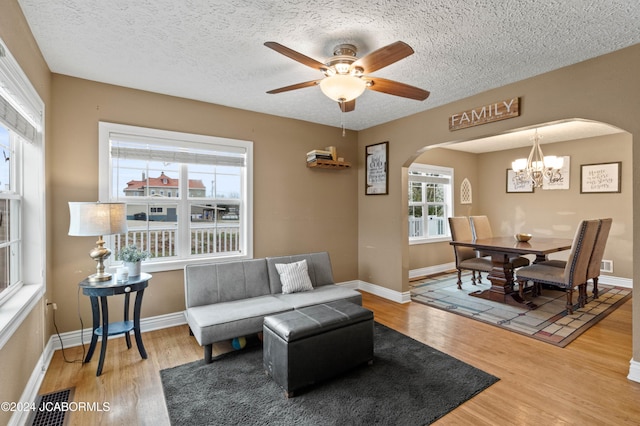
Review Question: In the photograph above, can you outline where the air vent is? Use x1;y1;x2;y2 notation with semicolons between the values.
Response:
28;387;74;426
600;259;613;273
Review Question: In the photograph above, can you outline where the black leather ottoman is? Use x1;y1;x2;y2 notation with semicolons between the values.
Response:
263;300;374;397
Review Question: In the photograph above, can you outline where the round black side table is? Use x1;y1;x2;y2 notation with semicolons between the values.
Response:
79;272;152;376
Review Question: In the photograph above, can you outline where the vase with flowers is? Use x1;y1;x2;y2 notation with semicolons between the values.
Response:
118;244;151;277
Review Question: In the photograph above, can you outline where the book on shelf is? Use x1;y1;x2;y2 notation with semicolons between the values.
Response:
306;149;333;163
307;154;333;162
307;149;332;156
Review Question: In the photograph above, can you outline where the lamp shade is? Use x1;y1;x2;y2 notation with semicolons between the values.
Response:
319;75;367;102
68;202;128;236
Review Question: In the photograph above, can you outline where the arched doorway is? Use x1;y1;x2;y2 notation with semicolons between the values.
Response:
404;119;632;287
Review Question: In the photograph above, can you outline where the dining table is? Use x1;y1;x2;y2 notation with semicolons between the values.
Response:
449;236;573;309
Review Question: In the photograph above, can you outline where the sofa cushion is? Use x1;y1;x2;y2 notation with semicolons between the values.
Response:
186;295;292;345
267;252;334;294
276;260;314;294
274;284;362;309
184;258;270;308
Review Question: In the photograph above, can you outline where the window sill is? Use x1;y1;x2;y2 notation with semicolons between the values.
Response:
0;283;44;350
409;236;451;245
106;252;253;274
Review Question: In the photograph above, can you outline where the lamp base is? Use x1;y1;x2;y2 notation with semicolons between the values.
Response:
88;272;112;283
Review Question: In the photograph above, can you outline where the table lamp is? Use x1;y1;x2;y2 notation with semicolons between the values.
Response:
68;202;128;282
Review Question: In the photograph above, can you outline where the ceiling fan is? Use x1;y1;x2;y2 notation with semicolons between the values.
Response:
264;41;430;112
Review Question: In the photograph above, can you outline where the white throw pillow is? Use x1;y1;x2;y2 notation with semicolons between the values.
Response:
275;259;314;294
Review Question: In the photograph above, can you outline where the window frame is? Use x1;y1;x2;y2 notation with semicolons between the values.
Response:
0;37;46;350
408;163;453;245
98;122;253;273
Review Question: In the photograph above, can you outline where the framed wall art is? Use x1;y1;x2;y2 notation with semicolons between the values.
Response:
506;169;534;193
366;142;388;195
580;161;621;193
542;155;570;190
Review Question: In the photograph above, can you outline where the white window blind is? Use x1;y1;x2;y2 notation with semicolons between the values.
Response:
110;145;245;167
0;95;36;142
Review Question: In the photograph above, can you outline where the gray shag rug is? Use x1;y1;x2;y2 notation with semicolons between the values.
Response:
161;323;498;425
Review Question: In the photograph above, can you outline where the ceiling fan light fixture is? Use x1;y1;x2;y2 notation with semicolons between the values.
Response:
334;61;351;74
319;75;366;102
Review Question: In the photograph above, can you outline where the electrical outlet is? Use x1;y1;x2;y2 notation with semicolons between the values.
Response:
45;299;56;312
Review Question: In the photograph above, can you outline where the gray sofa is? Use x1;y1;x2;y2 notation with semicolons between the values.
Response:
184;252;362;363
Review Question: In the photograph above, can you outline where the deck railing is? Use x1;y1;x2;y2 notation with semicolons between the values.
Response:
114;223;240;258
409;216;446;238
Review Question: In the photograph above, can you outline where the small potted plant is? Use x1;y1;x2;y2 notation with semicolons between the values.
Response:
118;244;151;277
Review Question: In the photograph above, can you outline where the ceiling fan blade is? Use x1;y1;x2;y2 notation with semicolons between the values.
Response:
352;41;414;73
339;99;356;112
266;80;321;94
366;77;430;101
264;42;327;71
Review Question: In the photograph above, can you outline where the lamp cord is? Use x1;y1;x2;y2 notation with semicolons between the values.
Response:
50;287;86;363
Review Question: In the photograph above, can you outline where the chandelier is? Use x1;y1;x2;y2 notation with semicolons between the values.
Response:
511;130;563;188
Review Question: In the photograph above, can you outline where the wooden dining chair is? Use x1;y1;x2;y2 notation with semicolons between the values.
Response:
539;218;612;301
470;215;530;269
448;216;492;290
515;219;599;315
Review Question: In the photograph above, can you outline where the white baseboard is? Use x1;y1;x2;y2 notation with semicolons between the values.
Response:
409;263;456;280
598;275;632;289
49;311;187;351
345;280;411;304
409;264;632;288
628;358;640;383
9;337;55;426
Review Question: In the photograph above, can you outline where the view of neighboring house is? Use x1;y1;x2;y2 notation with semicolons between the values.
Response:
124;171;206;198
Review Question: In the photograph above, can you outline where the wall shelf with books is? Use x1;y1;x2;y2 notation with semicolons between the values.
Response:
306;147;350;170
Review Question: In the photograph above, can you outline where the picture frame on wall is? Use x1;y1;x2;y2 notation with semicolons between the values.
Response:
580;161;622;193
506;169;534;193
542;155;570;190
366;142;389;195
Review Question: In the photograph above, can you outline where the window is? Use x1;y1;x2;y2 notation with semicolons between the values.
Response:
99;122;253;272
0;38;45;347
0;124;21;301
408;164;453;243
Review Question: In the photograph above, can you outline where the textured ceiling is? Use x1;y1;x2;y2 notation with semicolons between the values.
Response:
16;0;640;133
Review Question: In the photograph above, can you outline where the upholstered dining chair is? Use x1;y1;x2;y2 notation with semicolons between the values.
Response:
515;219;600;315
539;218;612;301
587;218;612;299
470;215;530;269
448;216;492;290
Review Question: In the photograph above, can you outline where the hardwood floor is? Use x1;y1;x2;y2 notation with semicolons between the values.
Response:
39;292;640;425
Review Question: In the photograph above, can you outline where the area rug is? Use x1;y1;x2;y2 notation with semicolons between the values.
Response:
411;272;632;347
161;323;498;425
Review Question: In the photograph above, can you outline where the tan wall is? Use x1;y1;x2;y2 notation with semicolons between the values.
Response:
408;133;632;279
0;0;51;422
50;74;359;332
358;43;640;362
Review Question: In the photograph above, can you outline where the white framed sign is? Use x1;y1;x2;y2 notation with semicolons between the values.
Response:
506;169;534;193
580;162;621;193
542;156;570;190
366;142;388;195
